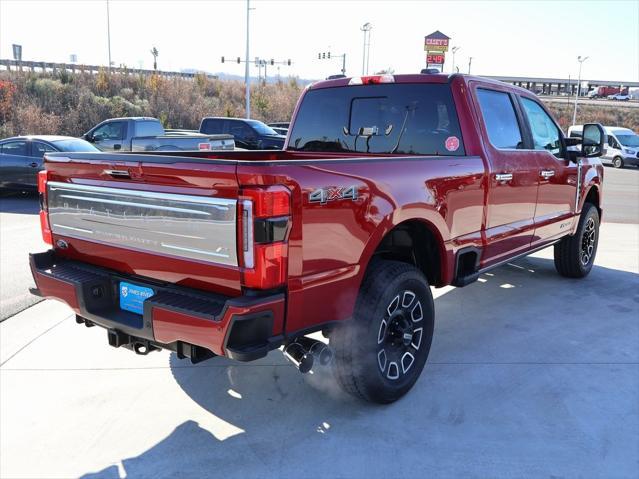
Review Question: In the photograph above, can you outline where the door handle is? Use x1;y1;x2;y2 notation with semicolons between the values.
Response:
30;162;38;168
113;144;122;150
495;173;513;182
540;170;555;179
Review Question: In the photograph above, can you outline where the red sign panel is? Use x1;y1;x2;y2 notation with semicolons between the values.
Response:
425;38;449;47
427;53;445;64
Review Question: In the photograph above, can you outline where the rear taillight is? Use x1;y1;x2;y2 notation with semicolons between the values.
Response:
38;170;52;245
238;186;291;290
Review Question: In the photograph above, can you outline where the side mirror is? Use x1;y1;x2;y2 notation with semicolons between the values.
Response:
581;123;605;158
84;133;95;143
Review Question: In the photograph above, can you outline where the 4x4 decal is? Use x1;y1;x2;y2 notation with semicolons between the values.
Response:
309;185;358;204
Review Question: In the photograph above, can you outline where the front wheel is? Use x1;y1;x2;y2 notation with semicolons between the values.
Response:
554;203;600;278
331;260;434;404
613;156;624;168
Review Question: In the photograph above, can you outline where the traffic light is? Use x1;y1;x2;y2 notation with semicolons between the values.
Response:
328;52;331;59
221;56;225;63
237;57;241;64
318;53;321;60
270;59;274;65
322;53;326;59
287;59;291;66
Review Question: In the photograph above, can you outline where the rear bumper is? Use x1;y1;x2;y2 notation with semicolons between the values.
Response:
29;250;285;361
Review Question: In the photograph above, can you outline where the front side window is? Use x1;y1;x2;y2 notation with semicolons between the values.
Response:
288;83;465;156
0;141;28;156
476;89;523;150
93;122;124;140
520;97;562;158
607;136;620;149
32;141;57;157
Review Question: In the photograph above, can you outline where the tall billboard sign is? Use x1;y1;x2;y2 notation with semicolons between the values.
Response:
424;31;450;71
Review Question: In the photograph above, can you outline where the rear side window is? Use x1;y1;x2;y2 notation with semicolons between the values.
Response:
1;141;28;156
520;97;562;158
135;120;164;137
201;119;225;134
288;83;465;156
476;89;523;149
31;141;57;157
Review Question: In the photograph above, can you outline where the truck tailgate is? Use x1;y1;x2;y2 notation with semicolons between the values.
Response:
43;152;242;295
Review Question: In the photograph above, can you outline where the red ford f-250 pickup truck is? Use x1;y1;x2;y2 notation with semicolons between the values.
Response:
30;73;605;403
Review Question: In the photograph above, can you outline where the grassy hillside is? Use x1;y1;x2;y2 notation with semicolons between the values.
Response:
0;70;303;138
0;70;636;139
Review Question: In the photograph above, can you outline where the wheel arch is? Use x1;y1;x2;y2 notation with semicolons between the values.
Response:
359;217;449;288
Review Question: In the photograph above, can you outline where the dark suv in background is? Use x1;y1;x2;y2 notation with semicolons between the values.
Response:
199;117;285;150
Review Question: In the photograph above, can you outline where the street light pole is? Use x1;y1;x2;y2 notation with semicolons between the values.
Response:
468;56;473;74
245;0;251;119
360;23;372;75
106;0;112;70
451;46;460;73
572;55;589;126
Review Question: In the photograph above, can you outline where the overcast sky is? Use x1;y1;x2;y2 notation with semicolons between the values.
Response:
1;0;637;82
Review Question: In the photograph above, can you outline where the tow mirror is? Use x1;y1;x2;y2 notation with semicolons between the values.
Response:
581;123;605;158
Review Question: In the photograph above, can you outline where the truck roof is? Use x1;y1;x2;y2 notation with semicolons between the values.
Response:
307;72;535;97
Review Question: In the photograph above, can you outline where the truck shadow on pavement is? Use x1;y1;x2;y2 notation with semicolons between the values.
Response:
80;256;639;479
0;191;39;215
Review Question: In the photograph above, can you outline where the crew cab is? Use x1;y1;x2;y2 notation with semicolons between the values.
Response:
199;117;285;150
83;117;235;152
30;74;605;403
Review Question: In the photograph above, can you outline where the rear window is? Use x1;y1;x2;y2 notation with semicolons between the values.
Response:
52;139;100;152
200;119;225;134
135;120;164;137
288;83;465;156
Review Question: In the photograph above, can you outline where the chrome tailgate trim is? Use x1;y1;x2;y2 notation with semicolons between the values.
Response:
47;182;238;266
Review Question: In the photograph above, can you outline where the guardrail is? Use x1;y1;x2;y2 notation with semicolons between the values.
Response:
0;59;217;80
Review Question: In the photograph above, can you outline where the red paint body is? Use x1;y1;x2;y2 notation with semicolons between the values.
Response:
31;74;603;357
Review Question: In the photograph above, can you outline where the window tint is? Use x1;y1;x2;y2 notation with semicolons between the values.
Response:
520;97;562;158
229;121;255;140
288;83;465;155
476;89;523;149
1;141;28;156
32;141;57;157
135;120;164;137
201;119;224;134
52;139;100;152
93;122;124;140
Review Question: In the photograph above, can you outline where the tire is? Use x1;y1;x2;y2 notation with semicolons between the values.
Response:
331;260;434;404
554;203;600;278
613;156;624;168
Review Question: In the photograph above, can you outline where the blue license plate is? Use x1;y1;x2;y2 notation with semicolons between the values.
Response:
119;281;154;315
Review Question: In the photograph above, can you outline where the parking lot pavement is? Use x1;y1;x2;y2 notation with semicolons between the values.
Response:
1;222;638;479
0;193;46;321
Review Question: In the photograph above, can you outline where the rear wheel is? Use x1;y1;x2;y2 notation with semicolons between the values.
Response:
331;260;434;404
554;203;599;278
613;156;624;168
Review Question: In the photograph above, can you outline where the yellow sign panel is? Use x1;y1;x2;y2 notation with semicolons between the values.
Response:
424;44;448;52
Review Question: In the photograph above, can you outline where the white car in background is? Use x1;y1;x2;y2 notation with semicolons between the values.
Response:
568;125;639;168
607;93;630;101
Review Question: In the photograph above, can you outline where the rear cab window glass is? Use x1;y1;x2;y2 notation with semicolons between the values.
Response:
135;120;164;137
1;141;28;156
520;97;563;158
288;83;465;156
32;142;57;157
201;119;224;134
476;89;523;149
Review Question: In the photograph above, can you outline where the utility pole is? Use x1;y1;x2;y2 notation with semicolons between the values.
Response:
360;23;372;75
468;56;473;74
572;55;589;126
451;46;460;74
106;0;112;70
245;0;251;118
